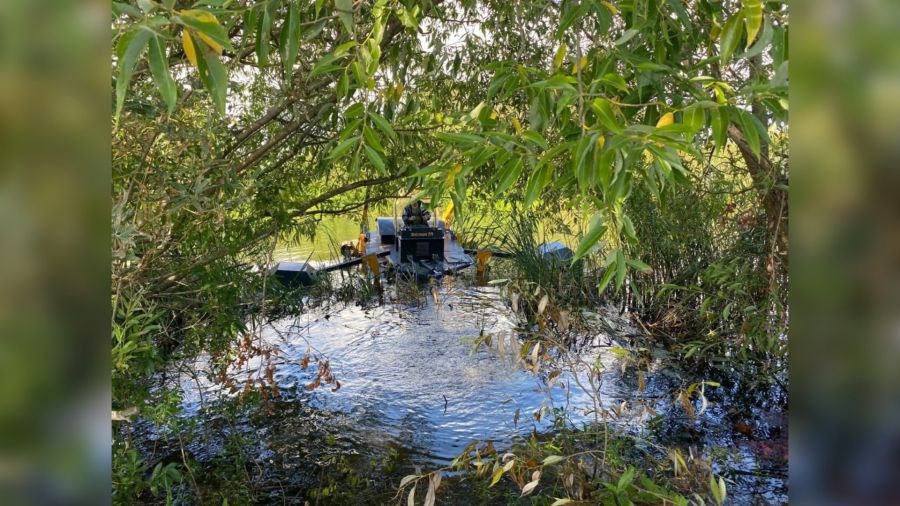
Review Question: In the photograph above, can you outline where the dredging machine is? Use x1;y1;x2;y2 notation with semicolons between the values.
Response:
272;200;485;287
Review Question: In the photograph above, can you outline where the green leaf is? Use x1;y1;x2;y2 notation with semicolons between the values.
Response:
362;126;385;154
666;0;691;27
597;144;615;189
542;455;565;466
739;14;772;59
147;34;177;114
682;104;706;134
115;28;152;123
310;53;341;77
615;249;626;290
734;108;761;159
524;161;552;207
435;132;483;147
113;2;142;18
710;475;727;505
597;263;616;293
495;157;524;194
279;1;301;78
344;102;365;119
600;73;628;92
626;258;652;273
194;35;229;115
573;214;606;261
364;144;386;173
574;134;593;192
711;107;728;152
302;18;327;40
522;130;549;149
336;71;349;98
719;13;744;67
328;136;358;160
333;40;358;57
368;111;396;140
617;467;635;491
256;2;274;66
591;98;621;133
557;1;587;37
742;0;763;49
614;28;639;46
335;0;354;33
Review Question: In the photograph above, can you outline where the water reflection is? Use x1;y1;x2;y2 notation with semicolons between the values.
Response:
166;276;785;503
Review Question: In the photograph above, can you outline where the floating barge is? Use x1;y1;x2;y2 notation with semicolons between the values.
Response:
273;202;476;287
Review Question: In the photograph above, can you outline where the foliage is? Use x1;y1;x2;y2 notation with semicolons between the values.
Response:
111;0;788;502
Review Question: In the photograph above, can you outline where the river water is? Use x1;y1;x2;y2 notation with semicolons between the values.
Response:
155;270;786;503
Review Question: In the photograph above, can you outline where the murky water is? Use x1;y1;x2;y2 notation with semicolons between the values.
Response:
157;273;786;503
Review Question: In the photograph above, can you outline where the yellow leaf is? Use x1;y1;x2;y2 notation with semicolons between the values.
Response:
441;201;454;222
476;249;492;274
446;162;462;186
596;135;606;150
362;254;380;276
178;10;224;54
656;112;675;128
181;9;218;24
182;30;198;68
511;117;523;134
601;1;619;15
552;44;567;70
197;32;223;54
571;55;588;74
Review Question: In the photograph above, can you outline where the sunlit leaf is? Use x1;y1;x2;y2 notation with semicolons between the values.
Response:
490;466;505;486
656;112;675;128
573;213;606;260
177;9;232;52
719;13;744;67
552;43;567;70
524;161;552;207
683;104;706;134
742;0;763;49
711;107;728;152
495;157;523;194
